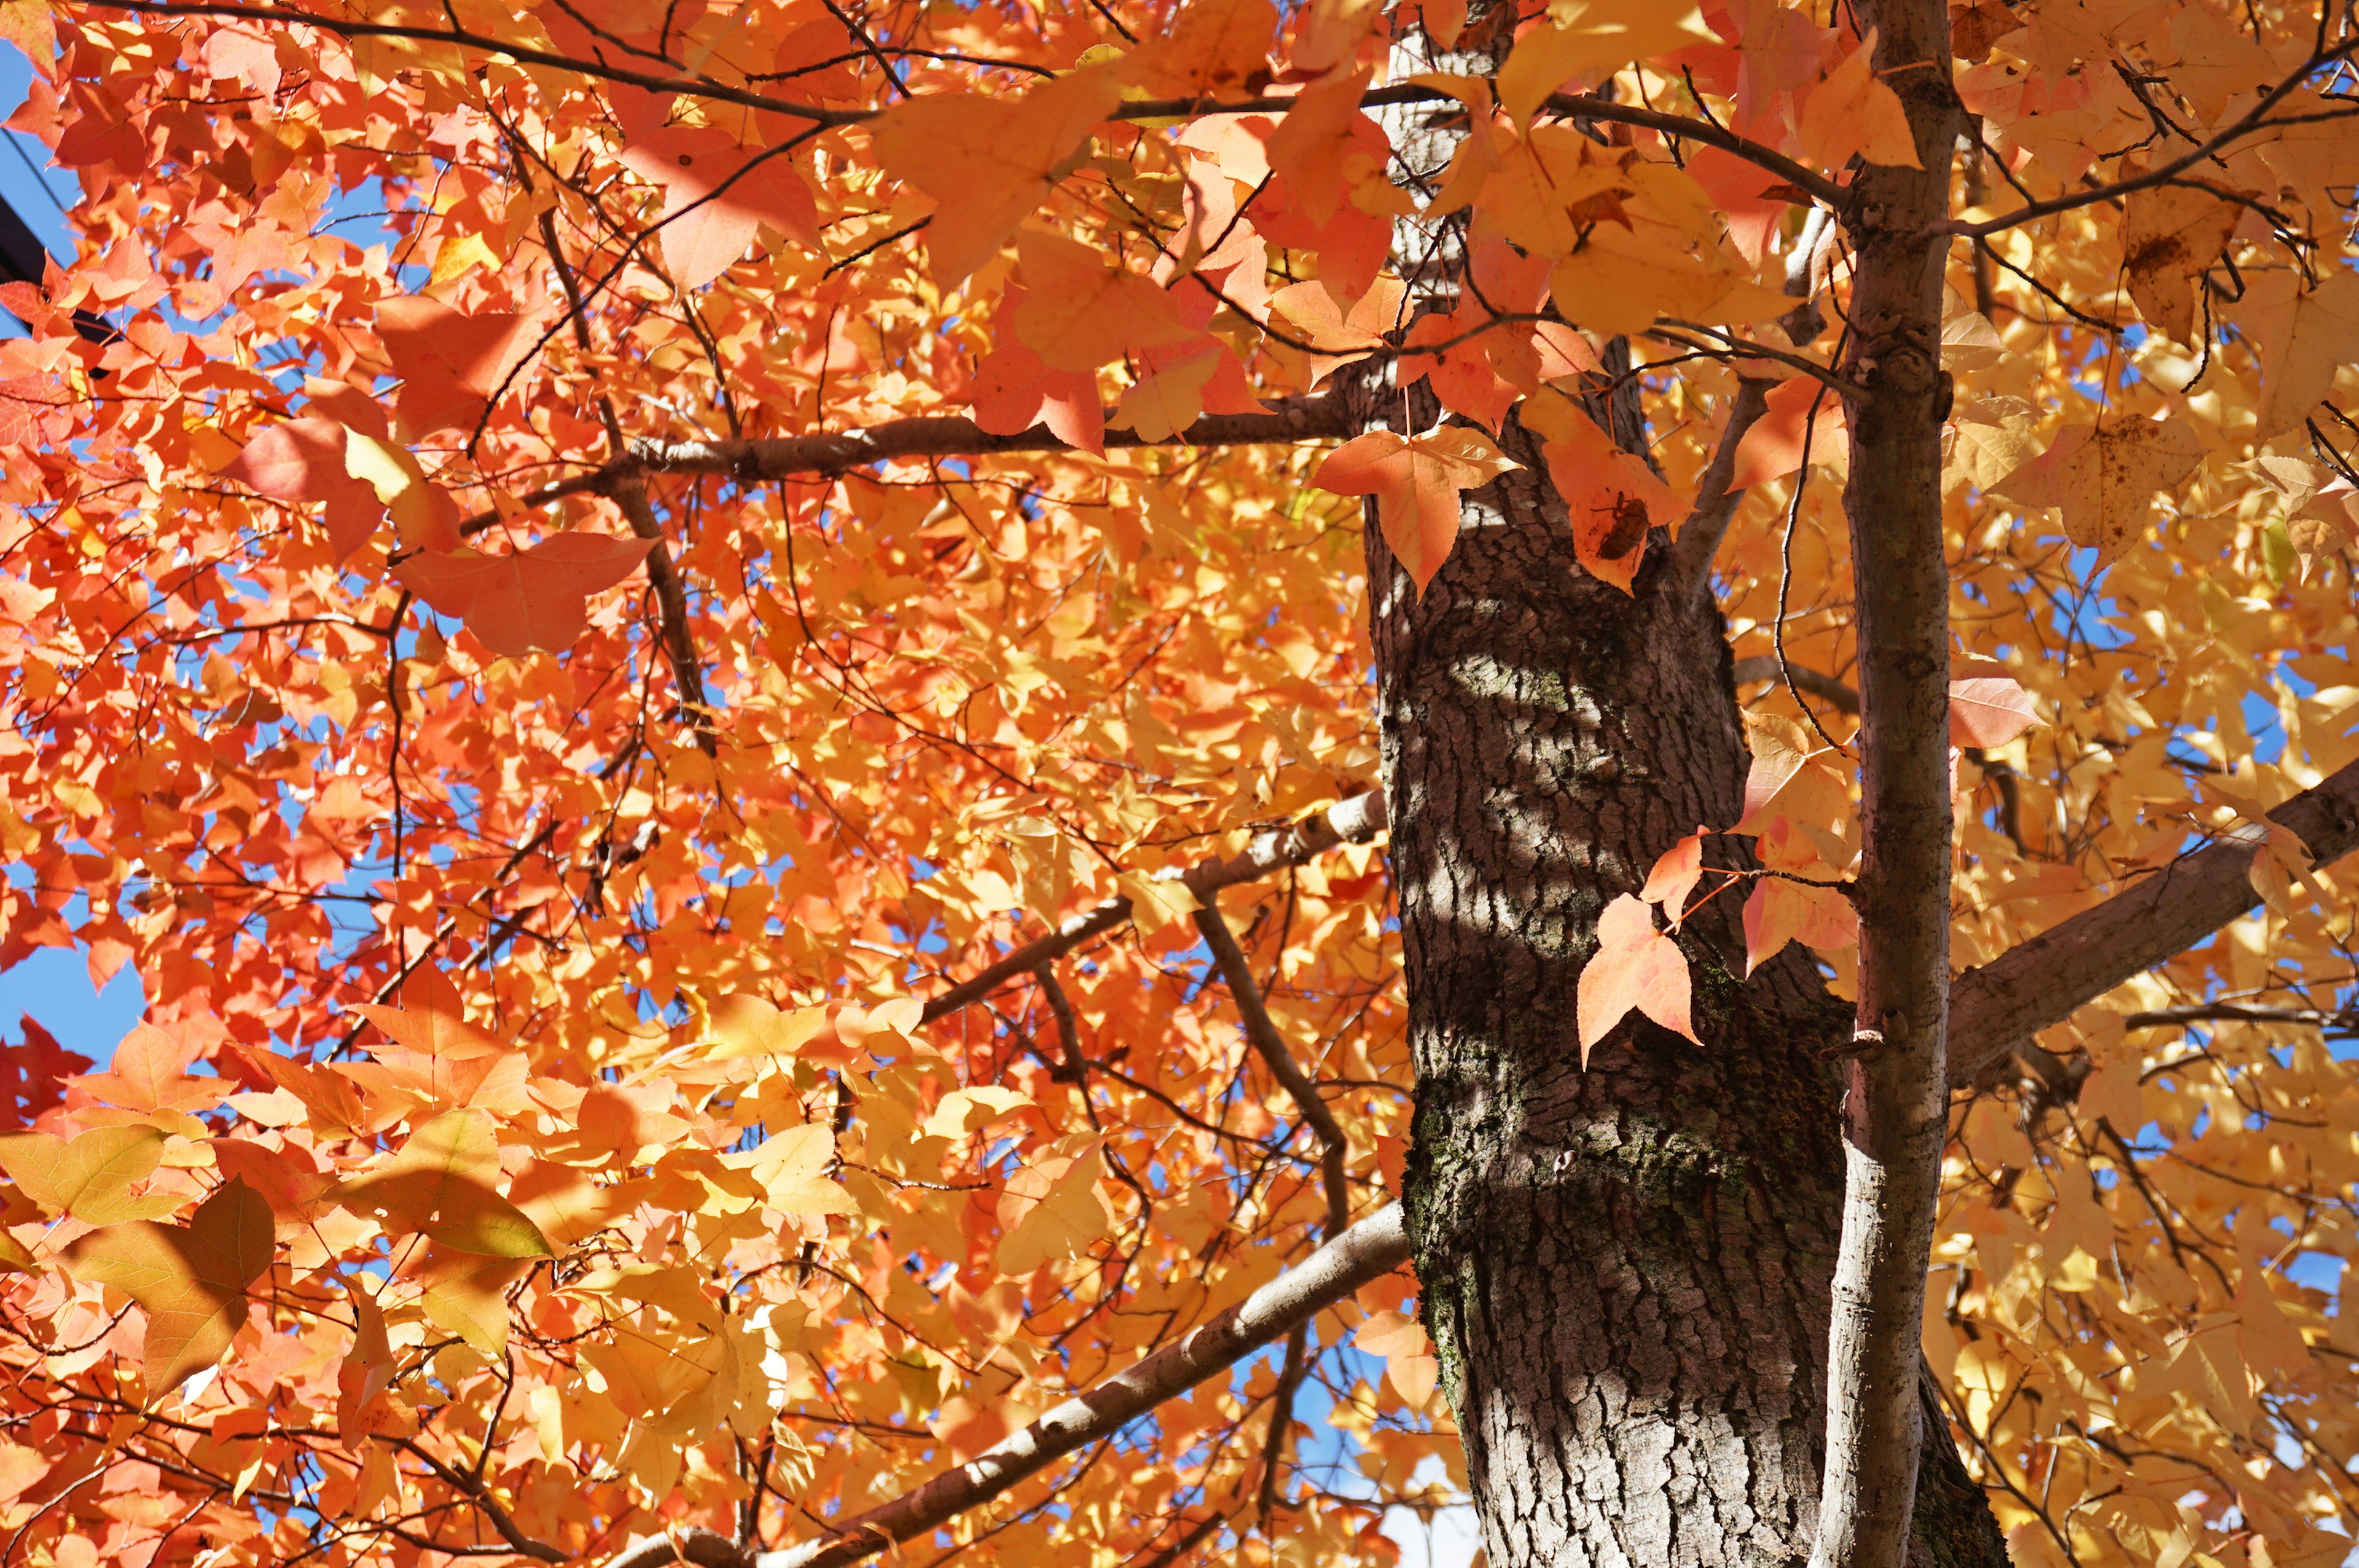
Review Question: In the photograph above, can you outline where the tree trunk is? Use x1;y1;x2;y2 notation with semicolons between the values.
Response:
1366;419;2008;1567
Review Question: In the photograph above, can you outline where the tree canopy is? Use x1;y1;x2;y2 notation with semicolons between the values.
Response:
4;0;2359;1564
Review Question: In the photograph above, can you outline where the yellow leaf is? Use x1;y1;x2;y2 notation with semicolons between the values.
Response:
0;1126;180;1223
1497;0;1721;122
1991;416;2205;563
428;231;499;286
2236;270;2359;440
997;1155;1112;1274
336;1109;554;1258
1798;31;1920;170
2121;185;2240;345
708;994;829;1061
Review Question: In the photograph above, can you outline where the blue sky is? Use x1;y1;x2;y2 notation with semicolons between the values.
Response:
0;46;144;1064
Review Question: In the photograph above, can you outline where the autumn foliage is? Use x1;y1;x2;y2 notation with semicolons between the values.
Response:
0;0;2357;1562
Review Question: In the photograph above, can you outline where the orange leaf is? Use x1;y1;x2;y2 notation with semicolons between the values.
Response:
1130;0;1278;99
1741;873;1857;975
1727;375;1847;493
1798;31;1921;171
1576;893;1696;1063
1640;829;1708;924
1313;426;1520;593
375;298;537;442
222;417;385;560
870;69;1122;286
1399;310;1521;434
391;533;656;658
1949;675;2039;748
996;1153;1111;1275
1263;68;1375;226
618;127;820;291
1012;230;1203;372
1524;395;1684;592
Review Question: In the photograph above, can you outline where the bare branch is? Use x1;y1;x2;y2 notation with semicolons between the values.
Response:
636;395;1354;480
920;792;1388;1025
748;1206;1410;1568
1194;905;1352;1237
1947;752;2359;1088
609;477;718;755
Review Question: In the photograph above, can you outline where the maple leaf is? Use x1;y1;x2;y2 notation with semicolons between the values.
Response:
1949;673;2040;747
1355;1308;1440;1408
2236;270;2359;440
375;298;538;441
62;1178;274;1395
1742;873;1857;975
1798;31;1922;170
222;416;387;560
1399;310;1522;434
1265;275;1409;387
1524;393;1686;591
1263;69;1376;227
1011;230;1203;372
1992;416;2205;563
391;533;656;658
2120;185;2240;345
1496;0;1723;122
870;69;1122;286
1129;0;1278;98
1313;426;1521;594
0;1125;181;1223
617;125;820;291
997;1154;1113;1274
1640;829;1708;924
1729;376;1848;493
1576;894;1698;1063
335;1109;554;1258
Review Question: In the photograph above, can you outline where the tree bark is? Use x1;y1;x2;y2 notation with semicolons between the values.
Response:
1812;0;1970;1556
1367;416;2008;1566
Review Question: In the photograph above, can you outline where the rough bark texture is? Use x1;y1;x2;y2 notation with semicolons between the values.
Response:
1367;418;2008;1567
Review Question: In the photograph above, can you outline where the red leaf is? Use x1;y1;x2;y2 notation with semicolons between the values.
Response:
391;534;655;658
617;127;820;291
375;298;537;440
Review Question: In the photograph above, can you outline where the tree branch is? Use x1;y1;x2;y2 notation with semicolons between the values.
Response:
390;1438;566;1564
601;1528;755;1568
609;476;718;755
1193;905;1352;1238
450;396;1354;539
1671;208;1837;599
1942;38;2359;238
1807;0;1962;1556
635;395;1354;480
1729;656;1860;714
919;792;1388;1025
745;1205;1409;1568
1946;752;2359;1088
